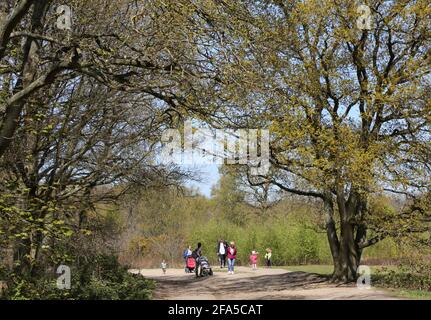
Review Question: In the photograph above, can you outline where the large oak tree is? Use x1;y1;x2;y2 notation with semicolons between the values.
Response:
206;0;431;281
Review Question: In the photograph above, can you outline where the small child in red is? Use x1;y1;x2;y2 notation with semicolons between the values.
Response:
249;251;259;270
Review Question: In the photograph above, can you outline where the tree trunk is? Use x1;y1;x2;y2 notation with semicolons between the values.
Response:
326;189;364;282
323;192;342;280
332;220;361;282
13;238;32;276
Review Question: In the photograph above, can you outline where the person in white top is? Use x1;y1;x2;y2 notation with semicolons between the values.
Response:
217;239;228;268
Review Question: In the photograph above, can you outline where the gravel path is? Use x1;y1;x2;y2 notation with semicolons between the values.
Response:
131;266;400;300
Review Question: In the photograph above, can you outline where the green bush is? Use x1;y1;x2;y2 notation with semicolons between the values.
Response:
2;254;154;300
375;259;431;292
186;213;332;266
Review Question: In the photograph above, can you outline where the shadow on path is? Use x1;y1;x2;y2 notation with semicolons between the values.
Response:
153;271;329;299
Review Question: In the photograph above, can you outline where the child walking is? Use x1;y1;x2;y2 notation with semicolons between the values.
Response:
161;260;167;274
249;250;259;270
264;248;272;268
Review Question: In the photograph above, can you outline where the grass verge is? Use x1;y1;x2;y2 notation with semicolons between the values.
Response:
281;264;431;300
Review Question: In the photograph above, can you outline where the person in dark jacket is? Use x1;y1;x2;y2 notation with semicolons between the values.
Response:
217;239;228;268
192;242;203;277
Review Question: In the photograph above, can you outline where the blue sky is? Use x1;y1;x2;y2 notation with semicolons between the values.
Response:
184;163;220;197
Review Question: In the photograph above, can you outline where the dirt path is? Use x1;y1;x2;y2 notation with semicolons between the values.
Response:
131;267;400;300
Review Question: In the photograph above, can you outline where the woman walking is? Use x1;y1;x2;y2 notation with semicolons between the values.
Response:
217;239;228;268
192;242;203;277
227;242;237;275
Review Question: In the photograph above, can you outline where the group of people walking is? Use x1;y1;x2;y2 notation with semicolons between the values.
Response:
216;240;238;274
183;242;208;277
182;240;273;277
216;239;273;273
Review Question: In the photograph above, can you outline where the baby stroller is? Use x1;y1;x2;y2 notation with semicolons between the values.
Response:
185;256;196;273
198;256;213;277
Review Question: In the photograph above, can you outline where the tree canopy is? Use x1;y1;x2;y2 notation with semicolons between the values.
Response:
0;0;430;285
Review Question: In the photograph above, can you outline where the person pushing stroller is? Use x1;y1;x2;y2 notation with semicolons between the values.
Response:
183;245;194;273
191;242;213;277
192;242;203;277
